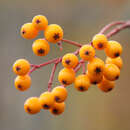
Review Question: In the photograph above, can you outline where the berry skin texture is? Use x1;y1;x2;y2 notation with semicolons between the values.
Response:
58;68;75;86
74;74;91;92
92;34;108;50
14;75;31;91
32;39;50;56
50;102;65;115
105;41;122;58
20;23;38;39
87;57;105;76
98;77;115;92
106;57;123;69
44;24;63;43
103;64;120;81
13;59;30;76
87;71;103;84
32;15;48;31
79;45;95;61
39;92;55;110
52;86;68;103
24;97;41;114
62;53;78;68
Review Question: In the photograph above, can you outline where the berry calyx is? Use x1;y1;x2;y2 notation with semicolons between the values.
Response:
52;86;68;103
74;74;91;92
58;68;75;86
20;23;38;39
105;41;122;58
92;34;108;50
32;39;50;56
24;97;41;114
49;102;65;115
39;91;54;110
13;59;30;76
44;24;63;43
62;53;78;68
32;15;48;31
14;75;31;91
103;63;120;81
79;45;95;61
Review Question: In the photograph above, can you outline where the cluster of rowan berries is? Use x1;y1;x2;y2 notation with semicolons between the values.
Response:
13;15;123;116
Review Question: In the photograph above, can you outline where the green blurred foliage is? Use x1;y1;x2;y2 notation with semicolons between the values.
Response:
0;0;130;130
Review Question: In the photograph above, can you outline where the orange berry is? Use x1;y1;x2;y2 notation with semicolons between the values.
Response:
52;86;68;103
13;59;30;76
103;64;120;81
14;75;31;91
92;34;108;50
39;91;54;110
87;57;105;76
20;23;38;39
98;77;115;92
74;74;91;92
32;15;48;31
79;45;95;61
87;71;103;84
105;41;122;58
24;97;41;114
50;102;65;115
62;53;78;68
32;39;50;56
106;57;123;69
58;68;75;86
44;24;63;43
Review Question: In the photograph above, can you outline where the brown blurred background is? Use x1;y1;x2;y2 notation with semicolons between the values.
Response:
0;0;130;130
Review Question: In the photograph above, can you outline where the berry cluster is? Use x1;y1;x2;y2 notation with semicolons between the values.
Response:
13;15;127;116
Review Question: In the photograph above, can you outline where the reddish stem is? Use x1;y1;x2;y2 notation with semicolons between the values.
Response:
62;39;82;47
106;21;130;38
99;21;125;34
48;63;58;91
82;62;86;74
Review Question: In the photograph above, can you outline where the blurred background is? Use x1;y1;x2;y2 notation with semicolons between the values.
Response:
0;0;130;130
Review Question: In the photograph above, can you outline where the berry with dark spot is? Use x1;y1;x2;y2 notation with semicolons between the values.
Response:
32;39;50;56
62;53;78;68
50;102;65;115
24;97;41;114
39;92;54;110
79;45;95;61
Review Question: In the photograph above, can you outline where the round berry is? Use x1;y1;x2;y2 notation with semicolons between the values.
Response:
32;15;48;31
50;102;65;115
106;57;123;69
32;39;50;56
44;24;63;43
79;45;95;61
20;23;38;39
58;68;75;86
105;41;122;58
24;97;41;114
92;34;108;50
103;64;120;81
39;91;54;110
87;71;103;84
13;59;30;76
14;75;31;91
74;74;91;92
62;53;78;68
52;86;68;103
98;77;115;92
87;57;105;76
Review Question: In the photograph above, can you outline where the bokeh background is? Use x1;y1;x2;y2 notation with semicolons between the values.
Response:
0;0;130;130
